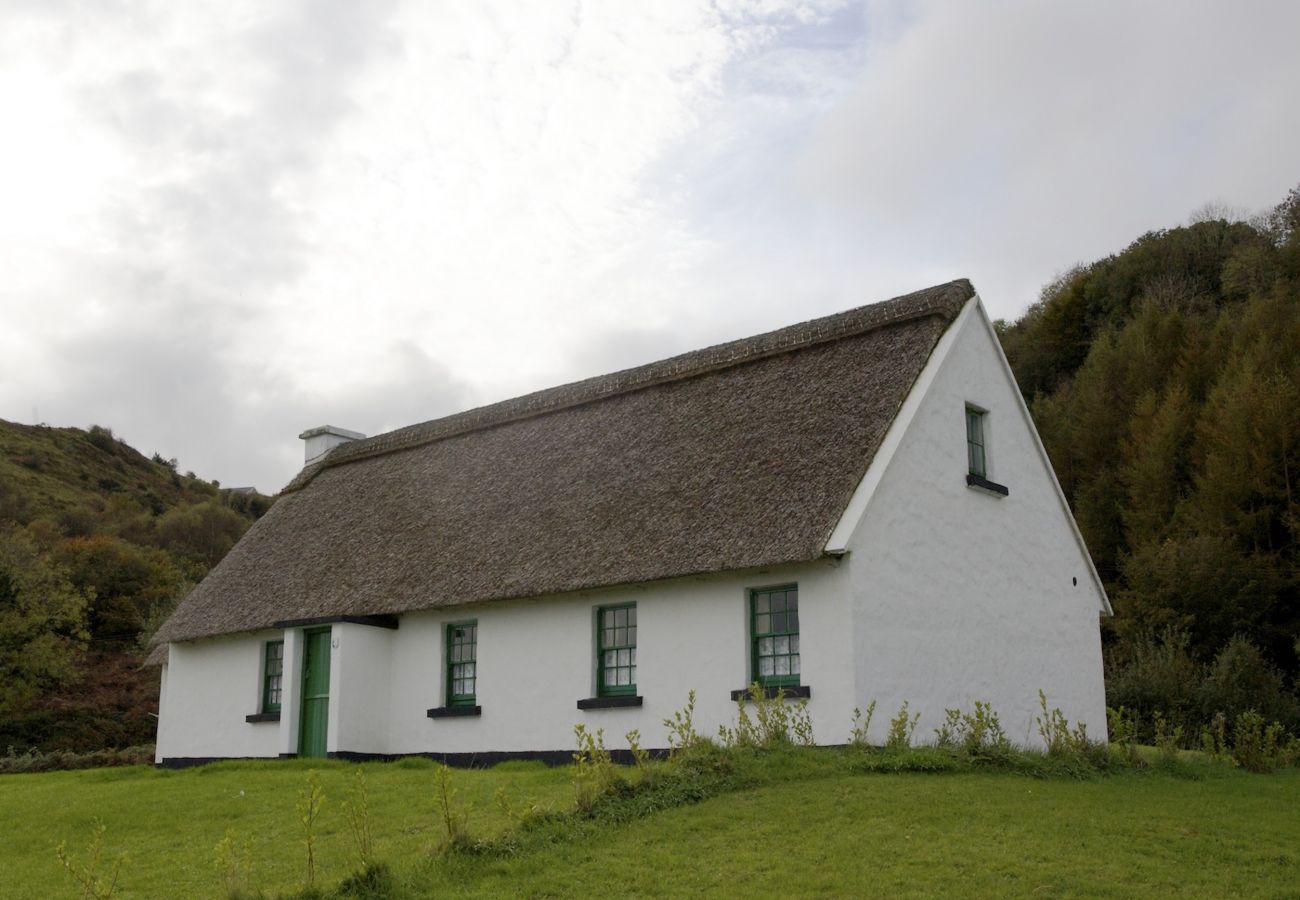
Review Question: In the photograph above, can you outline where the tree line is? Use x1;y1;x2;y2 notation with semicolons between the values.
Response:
998;184;1300;735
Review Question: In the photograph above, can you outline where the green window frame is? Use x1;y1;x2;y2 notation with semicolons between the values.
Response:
446;622;477;706
966;405;987;478
262;640;284;713
750;585;799;687
596;604;637;697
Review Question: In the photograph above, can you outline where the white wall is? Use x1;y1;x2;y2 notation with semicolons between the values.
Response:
155;630;285;760
156;561;855;761
331;623;394;755
842;299;1108;747
385;559;854;756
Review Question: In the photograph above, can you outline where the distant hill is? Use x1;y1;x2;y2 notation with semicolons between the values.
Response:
0;419;274;750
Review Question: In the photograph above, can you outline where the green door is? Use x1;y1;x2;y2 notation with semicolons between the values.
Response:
298;628;331;758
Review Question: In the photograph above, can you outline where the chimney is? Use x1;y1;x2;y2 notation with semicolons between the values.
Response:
299;425;366;466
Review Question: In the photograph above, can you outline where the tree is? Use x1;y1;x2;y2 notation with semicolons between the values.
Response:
0;526;91;716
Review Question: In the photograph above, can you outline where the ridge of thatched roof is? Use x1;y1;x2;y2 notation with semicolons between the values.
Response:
152;279;974;648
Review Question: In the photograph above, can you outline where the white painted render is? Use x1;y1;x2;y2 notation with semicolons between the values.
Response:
154;630;285;760
838;298;1108;747
155;559;857;761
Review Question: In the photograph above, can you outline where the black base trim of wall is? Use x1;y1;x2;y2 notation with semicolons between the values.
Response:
730;684;812;701
245;712;281;723
427;705;482;718
965;474;1009;496
161;746;683;770
577;695;643;710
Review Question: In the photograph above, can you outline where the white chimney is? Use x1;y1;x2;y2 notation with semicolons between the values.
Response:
299;425;366;466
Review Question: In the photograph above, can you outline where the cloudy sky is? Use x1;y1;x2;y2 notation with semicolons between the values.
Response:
2;0;1298;492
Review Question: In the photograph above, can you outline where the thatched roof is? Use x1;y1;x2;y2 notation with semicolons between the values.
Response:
152;279;974;648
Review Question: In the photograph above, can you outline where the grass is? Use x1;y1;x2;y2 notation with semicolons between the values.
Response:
1;749;1297;899
0;757;572;899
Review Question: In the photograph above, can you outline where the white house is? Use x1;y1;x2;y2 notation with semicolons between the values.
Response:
149;280;1110;766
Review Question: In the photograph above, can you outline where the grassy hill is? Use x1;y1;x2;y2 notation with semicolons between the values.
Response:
3;747;1297;899
0;418;273;751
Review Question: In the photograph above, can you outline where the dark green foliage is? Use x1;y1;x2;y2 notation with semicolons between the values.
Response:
0;417;275;751
1105;629;1300;742
1002;186;1300;689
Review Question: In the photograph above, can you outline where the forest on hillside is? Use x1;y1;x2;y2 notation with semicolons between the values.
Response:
999;184;1300;735
0;422;271;750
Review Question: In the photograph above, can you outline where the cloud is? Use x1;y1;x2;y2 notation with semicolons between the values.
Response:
1;0;1298;493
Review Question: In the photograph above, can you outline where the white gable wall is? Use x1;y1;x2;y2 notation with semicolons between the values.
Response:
843;299;1107;747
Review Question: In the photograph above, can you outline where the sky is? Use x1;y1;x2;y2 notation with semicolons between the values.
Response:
1;0;1298;493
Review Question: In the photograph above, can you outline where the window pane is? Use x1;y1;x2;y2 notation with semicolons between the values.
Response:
775;656;790;675
627;607;636;626
775;636;788;655
791;635;799;654
788;609;799;632
759;637;773;656
759;657;774;676
755;594;770;614
792;655;800;675
771;612;786;633
756;613;770;634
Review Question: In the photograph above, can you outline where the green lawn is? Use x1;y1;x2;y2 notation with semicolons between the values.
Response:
2;754;1298;899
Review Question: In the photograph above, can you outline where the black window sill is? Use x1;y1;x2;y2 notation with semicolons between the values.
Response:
427;706;482;719
245;712;281;723
577;695;643;710
731;685;811;701
966;473;1009;497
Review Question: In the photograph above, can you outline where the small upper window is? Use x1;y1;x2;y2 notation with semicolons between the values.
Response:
262;640;284;713
446;622;477;706
597;604;637;697
966;406;987;478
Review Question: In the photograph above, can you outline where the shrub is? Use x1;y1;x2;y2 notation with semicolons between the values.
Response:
56;819;125;899
1104;628;1200;742
849;701;877;748
571;725;618;813
934;701;1010;757
663;690;701;755
1106;707;1143;766
434;763;473;852
298;771;324;888
1198;637;1300;732
1231;710;1288;774
885;702;920;750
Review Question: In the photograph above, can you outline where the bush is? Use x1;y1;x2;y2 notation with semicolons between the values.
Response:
1105;628;1200;741
1198;637;1300;733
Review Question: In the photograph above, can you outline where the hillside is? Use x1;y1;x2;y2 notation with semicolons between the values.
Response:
0;419;273;750
997;184;1300;731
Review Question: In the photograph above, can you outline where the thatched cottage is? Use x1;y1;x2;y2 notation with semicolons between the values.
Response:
149;280;1110;765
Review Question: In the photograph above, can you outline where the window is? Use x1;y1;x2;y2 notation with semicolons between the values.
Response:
751;586;799;687
966;405;987;478
446;622;477;706
597;604;637;696
262;640;284;713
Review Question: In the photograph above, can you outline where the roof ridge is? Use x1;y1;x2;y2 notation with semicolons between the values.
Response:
282;278;974;493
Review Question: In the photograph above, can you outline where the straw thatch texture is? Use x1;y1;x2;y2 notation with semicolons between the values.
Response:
153;280;972;645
